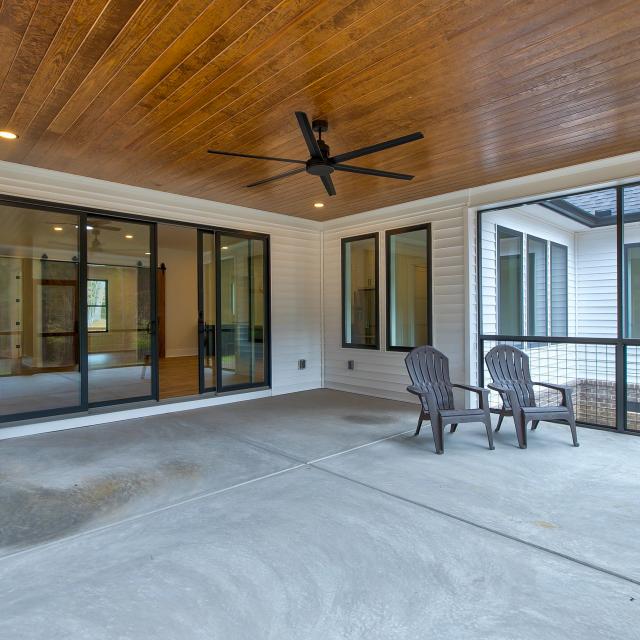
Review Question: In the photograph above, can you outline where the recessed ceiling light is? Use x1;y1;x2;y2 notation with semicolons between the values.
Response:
145;252;151;255
314;202;324;208
86;225;94;230
221;246;228;250
53;226;63;232
125;234;133;239
0;131;17;140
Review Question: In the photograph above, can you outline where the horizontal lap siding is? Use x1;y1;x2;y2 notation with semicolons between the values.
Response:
323;206;467;403
270;228;322;395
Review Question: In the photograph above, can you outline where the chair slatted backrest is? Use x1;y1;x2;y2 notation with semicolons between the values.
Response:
485;345;536;408
405;346;454;410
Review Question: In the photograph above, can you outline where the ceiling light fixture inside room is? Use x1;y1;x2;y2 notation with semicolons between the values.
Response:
125;234;133;239
53;226;63;232
314;202;324;208
0;131;17;140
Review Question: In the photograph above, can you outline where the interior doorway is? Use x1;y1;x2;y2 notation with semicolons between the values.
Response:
157;224;199;399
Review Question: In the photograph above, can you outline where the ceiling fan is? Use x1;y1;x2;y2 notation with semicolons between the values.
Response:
207;112;424;196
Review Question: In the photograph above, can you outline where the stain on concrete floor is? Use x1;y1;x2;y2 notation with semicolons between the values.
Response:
0;460;201;549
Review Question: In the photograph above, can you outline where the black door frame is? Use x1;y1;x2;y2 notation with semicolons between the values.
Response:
85;212;158;409
0;194;271;425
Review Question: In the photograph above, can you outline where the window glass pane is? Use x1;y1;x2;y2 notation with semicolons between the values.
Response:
343;235;378;348
0;204;81;419
527;237;547;336
497;227;522;335
387;226;430;349
87;217;152;404
626;245;640;338
538;187;616;338
550;243;568;336
87;279;108;332
218;234;267;389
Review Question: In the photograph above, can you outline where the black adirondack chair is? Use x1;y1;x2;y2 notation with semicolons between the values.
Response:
405;346;494;454
485;344;579;449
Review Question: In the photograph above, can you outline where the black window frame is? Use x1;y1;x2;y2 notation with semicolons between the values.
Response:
385;223;432;352
526;234;548;337
341;232;380;350
624;242;640;339
496;225;524;336
550;241;569;337
87;278;109;333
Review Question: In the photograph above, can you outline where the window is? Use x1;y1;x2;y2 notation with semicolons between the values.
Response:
342;234;379;349
386;224;431;350
527;236;548;336
550;243;568;336
626;244;640;338
87;279;108;332
497;226;523;335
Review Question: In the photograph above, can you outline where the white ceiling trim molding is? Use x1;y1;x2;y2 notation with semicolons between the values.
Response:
0;160;321;233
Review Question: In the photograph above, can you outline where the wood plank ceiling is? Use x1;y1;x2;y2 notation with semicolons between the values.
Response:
1;0;639;221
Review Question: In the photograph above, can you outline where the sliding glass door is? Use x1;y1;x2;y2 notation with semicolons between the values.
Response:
198;231;269;393
0;203;81;420
87;216;156;405
218;234;268;390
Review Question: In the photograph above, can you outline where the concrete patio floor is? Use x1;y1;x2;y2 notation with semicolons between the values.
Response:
1;389;639;639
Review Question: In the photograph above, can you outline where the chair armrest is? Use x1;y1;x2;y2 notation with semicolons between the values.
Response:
406;384;439;417
532;381;573;407
488;383;510;393
533;381;572;393
407;384;424;396
452;382;488;395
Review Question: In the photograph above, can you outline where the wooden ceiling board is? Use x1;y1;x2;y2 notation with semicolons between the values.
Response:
0;0;639;220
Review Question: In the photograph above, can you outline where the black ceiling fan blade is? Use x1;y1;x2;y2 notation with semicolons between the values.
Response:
320;174;336;196
331;131;424;164
333;164;414;180
208;149;305;165
295;111;323;159
245;167;305;188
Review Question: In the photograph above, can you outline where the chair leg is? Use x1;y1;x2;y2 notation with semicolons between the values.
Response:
568;415;579;447
414;412;424;436
495;411;505;432
449;423;458;433
483;410;495;450
431;416;444;454
513;412;527;449
531;420;539;430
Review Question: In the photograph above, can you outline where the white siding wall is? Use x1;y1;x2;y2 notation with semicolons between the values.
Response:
322;202;468;403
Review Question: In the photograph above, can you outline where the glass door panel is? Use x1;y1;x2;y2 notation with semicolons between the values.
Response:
199;231;216;392
87;216;154;405
218;234;267;390
0;204;81;419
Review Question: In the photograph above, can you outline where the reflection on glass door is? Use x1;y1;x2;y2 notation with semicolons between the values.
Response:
87;216;155;405
199;231;216;392
0;204;81;420
218;234;267;390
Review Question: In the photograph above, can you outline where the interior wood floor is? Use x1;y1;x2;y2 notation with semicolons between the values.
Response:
159;356;200;400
